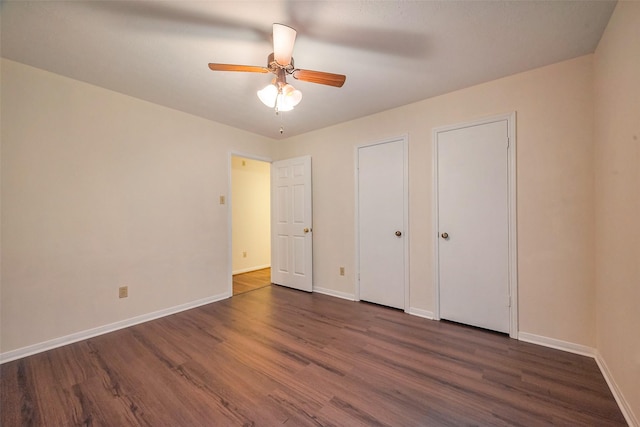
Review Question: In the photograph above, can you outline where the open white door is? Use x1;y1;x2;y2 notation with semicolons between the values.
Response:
271;156;313;292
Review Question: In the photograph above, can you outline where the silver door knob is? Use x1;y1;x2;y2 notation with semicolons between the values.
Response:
395;231;402;237
441;232;449;239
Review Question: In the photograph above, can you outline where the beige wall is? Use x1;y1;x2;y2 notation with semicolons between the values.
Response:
276;54;596;347
594;1;640;421
231;156;271;273
0;59;274;353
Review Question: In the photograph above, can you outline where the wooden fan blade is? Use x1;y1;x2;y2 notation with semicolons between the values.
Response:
292;69;346;87
208;63;269;73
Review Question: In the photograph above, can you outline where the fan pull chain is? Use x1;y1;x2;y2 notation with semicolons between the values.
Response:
278;108;285;134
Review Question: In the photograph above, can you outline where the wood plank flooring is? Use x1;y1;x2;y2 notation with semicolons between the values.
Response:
233;268;272;296
1;285;626;426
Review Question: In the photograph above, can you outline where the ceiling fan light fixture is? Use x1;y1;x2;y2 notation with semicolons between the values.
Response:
281;84;302;108
272;23;297;66
257;83;278;108
258;82;302;112
276;95;294;112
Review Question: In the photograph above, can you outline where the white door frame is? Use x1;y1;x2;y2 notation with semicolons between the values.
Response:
432;113;518;338
355;135;410;311
226;151;273;297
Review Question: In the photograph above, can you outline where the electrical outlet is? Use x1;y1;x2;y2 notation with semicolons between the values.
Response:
119;286;128;299
243;251;247;258
340;267;345;276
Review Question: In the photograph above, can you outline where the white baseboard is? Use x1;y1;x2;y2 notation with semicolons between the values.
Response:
232;264;271;275
517;331;596;357
0;291;230;364
595;350;639;427
313;287;356;301
408;307;435;320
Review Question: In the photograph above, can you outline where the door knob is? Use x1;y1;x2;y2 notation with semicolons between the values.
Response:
304;228;311;233
395;231;402;237
441;232;449;239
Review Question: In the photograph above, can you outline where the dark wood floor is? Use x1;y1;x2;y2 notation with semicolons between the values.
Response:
233;268;272;296
1;285;626;426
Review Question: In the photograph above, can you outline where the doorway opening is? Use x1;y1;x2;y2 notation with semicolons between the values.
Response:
230;155;271;296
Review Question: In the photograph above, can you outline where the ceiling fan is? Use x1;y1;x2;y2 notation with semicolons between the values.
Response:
208;23;346;113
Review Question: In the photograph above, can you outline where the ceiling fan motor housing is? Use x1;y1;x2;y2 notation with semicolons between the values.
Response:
268;52;295;74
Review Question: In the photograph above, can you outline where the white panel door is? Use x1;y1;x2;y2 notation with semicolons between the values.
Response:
358;139;407;309
437;120;510;333
271;156;313;292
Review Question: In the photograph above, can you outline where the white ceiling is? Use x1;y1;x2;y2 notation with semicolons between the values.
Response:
1;1;616;139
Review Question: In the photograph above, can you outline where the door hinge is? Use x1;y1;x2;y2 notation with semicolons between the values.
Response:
506;137;510;148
